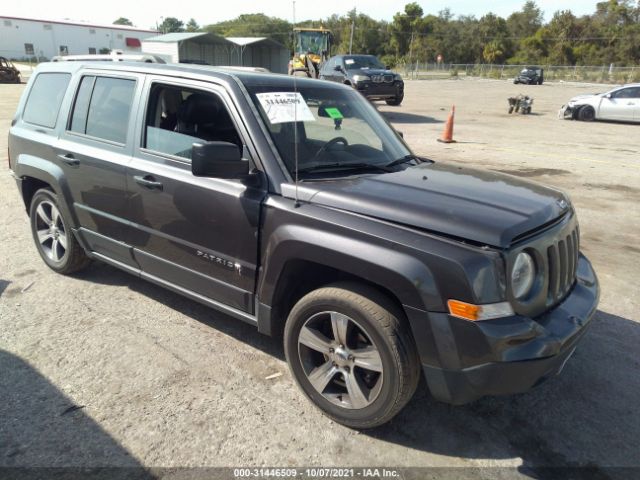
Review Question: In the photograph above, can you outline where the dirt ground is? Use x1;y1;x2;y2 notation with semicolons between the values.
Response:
1;77;639;477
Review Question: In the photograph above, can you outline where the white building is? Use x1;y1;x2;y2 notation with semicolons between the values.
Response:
0;16;157;61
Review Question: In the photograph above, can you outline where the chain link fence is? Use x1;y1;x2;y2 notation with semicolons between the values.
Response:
401;62;640;85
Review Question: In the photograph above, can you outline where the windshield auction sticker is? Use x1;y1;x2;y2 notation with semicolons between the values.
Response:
256;92;316;124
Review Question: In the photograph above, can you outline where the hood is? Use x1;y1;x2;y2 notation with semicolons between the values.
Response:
288;163;570;248
569;93;602;102
349;68;395;77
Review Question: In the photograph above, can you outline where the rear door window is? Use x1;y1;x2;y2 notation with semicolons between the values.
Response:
68;75;136;144
23;72;71;128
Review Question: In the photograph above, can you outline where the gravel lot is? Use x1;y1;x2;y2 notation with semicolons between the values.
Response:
1;77;639;477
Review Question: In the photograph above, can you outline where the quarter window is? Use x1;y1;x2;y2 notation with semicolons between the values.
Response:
68;76;135;144
143;84;241;160
23;73;71;128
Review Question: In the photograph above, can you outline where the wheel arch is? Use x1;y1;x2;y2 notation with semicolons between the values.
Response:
256;228;439;337
14;156;79;229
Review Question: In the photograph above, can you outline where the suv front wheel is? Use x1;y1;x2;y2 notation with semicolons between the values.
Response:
29;188;91;274
385;90;404;106
284;283;420;429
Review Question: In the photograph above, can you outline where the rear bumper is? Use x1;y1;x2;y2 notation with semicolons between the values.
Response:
406;253;599;405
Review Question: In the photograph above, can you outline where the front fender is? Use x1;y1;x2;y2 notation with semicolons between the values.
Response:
258;223;440;312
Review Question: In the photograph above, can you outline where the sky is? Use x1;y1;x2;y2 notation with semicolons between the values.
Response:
2;0;605;29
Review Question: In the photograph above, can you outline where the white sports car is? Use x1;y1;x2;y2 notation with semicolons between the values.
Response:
559;83;640;123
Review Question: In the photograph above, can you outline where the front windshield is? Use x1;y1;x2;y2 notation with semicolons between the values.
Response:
344;56;385;70
247;84;412;179
297;31;328;55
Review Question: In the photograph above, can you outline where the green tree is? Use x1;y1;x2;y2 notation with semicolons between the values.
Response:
507;2;544;38
478;13;512;63
186;18;199;32
113;17;133;26
483;41;505;63
159;17;184;34
390;3;424;58
205;14;292;49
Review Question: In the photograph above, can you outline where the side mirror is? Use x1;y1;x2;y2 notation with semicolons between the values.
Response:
385;65;391;70
396;131;404;138
191;141;248;179
604;93;612;99
334;65;343;72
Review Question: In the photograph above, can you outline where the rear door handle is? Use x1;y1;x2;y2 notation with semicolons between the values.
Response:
133;175;163;190
57;153;79;166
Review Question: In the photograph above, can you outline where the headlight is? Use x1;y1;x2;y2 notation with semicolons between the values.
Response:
394;74;403;81
511;252;535;300
352;75;369;83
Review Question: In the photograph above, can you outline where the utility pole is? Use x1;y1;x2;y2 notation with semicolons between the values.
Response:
349;8;355;54
408;30;414;70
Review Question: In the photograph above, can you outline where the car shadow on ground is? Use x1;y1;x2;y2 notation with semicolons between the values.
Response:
366;310;640;476
0;279;10;297
72;263;639;474
74;262;285;361
0;348;153;478
379;111;443;124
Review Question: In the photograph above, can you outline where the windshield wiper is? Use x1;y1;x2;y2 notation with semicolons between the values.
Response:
384;154;424;168
296;162;392;175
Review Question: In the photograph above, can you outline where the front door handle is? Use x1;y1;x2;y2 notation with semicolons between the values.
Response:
57;153;79;166
133;175;163;190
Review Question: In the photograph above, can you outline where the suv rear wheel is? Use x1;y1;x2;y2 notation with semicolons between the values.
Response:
30;189;91;274
284;282;420;429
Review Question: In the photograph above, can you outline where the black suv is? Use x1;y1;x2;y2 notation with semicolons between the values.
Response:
514;66;544;85
9;62;599;428
320;55;404;105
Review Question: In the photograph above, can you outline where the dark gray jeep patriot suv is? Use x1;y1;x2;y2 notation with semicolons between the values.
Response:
8;62;599;428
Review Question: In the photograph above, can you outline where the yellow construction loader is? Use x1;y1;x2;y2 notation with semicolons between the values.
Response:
288;27;332;78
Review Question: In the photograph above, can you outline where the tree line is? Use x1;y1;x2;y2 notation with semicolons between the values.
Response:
115;0;640;67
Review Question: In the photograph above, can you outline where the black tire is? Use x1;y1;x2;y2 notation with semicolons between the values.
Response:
284;282;420;429
508;106;514;114
578;106;595;122
29;189;91;274
385;92;404;106
538;79;543;85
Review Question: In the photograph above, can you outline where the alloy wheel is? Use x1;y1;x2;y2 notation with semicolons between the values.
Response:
34;200;68;263
297;311;384;409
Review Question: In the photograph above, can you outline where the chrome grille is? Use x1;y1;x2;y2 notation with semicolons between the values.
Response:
371;75;394;83
546;226;579;304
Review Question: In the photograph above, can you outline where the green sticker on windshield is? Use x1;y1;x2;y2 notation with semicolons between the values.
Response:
324;107;344;119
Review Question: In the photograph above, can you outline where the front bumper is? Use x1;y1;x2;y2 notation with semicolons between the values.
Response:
355;80;403;100
559;104;576;119
405;253;600;405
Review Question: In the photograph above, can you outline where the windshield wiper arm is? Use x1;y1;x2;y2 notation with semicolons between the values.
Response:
296;162;391;175
385;154;433;169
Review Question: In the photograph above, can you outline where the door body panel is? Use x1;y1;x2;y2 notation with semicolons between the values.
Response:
55;71;145;266
126;77;266;313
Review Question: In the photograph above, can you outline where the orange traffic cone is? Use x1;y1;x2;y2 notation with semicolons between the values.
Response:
438;105;456;143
